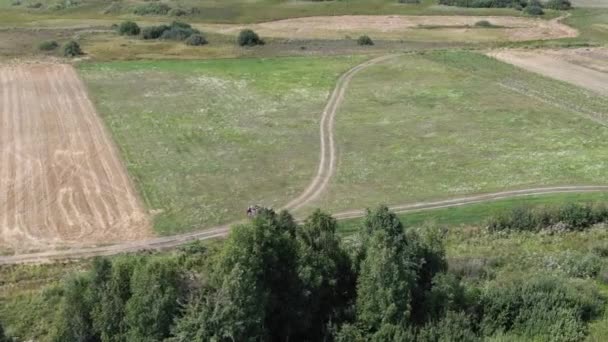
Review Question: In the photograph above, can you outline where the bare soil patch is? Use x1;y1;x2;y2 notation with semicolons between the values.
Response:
0;64;152;252
211;15;577;41
488;48;608;96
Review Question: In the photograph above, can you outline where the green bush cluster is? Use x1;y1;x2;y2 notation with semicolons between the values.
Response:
63;40;83;57
140;21;204;43
488;203;608;232
546;0;571;9
184;34;207;46
133;3;171;16
38;40;59;51
118;21;140;36
357;35;374;46
398;0;421;3
474;20;494;27
45;206;603;342
237;29;264;46
437;0;550;12
26;2;42;8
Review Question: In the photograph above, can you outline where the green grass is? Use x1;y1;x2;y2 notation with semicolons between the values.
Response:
79;56;366;235
312;50;608;214
565;8;608;45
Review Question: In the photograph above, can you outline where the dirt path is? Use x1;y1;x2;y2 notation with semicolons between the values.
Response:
282;54;399;212
2;185;608;264
0;64;152;252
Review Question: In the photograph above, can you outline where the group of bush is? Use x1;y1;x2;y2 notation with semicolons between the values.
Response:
438;0;571;14
488;202;608;232
133;3;200;17
38;40;82;57
117;20;266;47
6;206;597;342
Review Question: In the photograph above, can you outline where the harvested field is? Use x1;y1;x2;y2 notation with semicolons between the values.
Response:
489;48;608;96
0;64;151;252
212;15;578;42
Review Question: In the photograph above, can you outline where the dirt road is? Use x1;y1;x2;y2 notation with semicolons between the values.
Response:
488;48;608;96
0;64;151;252
282;54;399;212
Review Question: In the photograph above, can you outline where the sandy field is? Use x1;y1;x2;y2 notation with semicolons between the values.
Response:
210;15;578;41
0;64;151;252
489;48;608;96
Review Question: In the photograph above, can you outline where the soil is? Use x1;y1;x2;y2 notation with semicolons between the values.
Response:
488;48;608;96
211;15;578;41
0;64;152;252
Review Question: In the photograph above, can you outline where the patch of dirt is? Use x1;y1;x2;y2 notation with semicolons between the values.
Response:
212;15;578;41
488;48;608;96
0;64;152;253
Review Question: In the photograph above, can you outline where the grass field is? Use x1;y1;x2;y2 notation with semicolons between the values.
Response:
79;56;365;235
313;51;608;213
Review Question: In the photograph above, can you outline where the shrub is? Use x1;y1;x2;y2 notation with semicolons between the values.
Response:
63;40;83;57
524;0;544;15
398;0;420;3
169;8;187;16
133;3;171;16
118;21;140;36
26;2;42;8
546;0;572;10
11;0;21;5
141;25;169;39
185;34;207;46
357;35;374;46
558;203;594;230
474;20;494;27
544;252;602;278
237;29;264;46
38;40;59;51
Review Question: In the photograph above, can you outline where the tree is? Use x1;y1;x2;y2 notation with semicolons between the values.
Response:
237;29;264;46
52;275;97;342
297;210;356;340
63;40;83;57
546;0;571;10
524;0;544;15
118;21;140;36
93;258;138;342
125;259;182;341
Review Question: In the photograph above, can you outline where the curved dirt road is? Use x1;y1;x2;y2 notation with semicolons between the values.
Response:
283;54;398;212
2;54;608;264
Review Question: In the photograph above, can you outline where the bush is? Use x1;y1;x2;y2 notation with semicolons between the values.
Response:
438;0;519;8
133;3;171;16
524;0;544;15
26;2;42;8
11;0;21;5
168;8;187;16
357;35;374;46
63;40;83;57
474;20;494;27
141;25;169;39
38;40;59;51
544;252;602;278
237;29;264;46
118;21;140;36
398;0;420;3
184;34;207;46
546;0;572;10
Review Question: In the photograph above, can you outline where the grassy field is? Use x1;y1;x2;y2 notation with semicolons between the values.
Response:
565;8;608;44
312;51;608;213
0;0;531;26
79;56;366;235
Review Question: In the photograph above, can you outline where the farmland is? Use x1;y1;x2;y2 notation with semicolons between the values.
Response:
0;64;151;253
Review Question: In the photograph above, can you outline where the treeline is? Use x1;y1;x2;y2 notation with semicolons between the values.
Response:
4;206;602;341
438;0;571;11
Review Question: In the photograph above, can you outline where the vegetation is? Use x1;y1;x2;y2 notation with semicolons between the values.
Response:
237;29;264;47
438;0;524;8
62;40;82;57
2;205;606;341
38;40;58;51
118;21;140;36
474;19;495;27
357;35;374;46
546;0;572;10
524;0;545;15
133;3;171;16
184;34;208;46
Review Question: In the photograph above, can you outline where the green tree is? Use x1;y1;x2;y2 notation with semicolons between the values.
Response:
52;275;98;342
125;259;181;341
93;258;138;342
237;29;264;46
63;40;83;57
297;210;356;340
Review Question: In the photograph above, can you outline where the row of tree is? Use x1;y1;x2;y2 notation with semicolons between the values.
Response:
9;206;601;341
